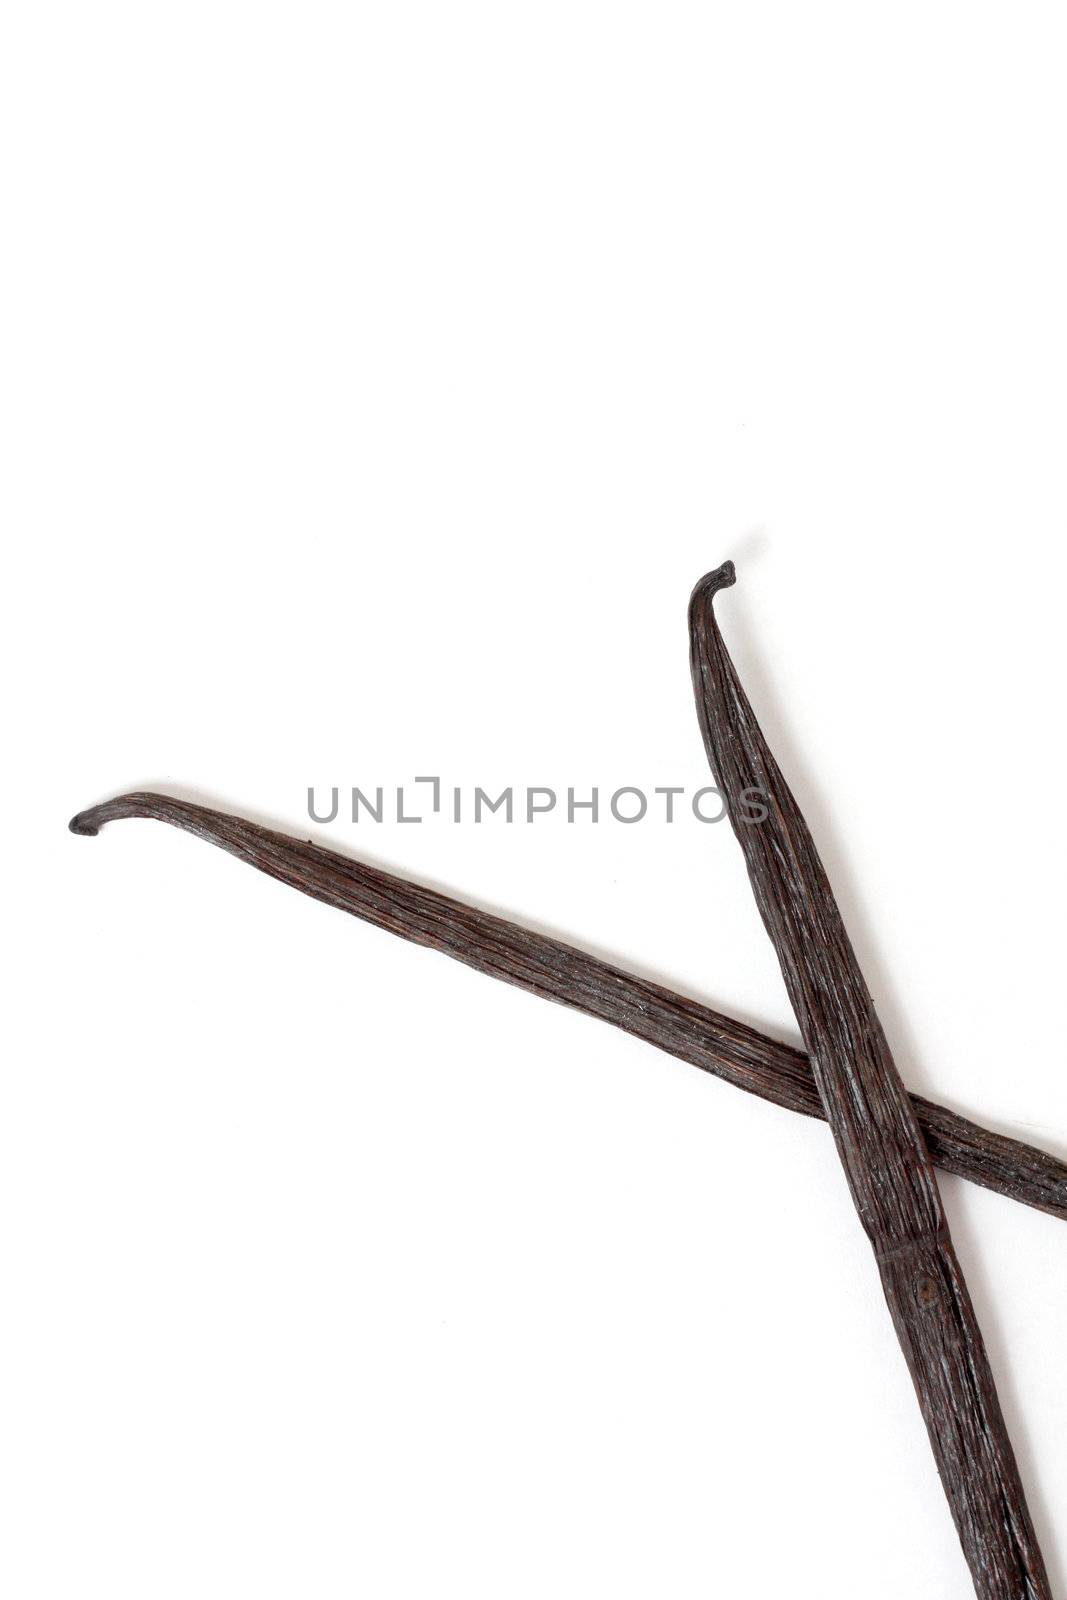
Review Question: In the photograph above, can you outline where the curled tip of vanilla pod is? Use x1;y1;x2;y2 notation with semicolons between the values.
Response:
689;559;736;612
70;794;157;836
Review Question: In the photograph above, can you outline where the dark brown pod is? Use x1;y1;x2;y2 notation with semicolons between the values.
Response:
69;792;1067;1221
689;563;1052;1600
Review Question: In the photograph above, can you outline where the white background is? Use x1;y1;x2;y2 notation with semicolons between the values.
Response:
4;4;1066;1596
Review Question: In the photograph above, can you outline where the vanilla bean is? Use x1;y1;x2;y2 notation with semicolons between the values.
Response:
689;564;1052;1600
69;792;1067;1222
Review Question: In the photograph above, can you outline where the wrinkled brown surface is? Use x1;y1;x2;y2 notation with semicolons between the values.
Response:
689;563;1051;1600
69;792;1067;1223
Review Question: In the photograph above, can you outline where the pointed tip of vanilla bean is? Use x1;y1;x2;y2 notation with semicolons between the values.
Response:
690;561;736;609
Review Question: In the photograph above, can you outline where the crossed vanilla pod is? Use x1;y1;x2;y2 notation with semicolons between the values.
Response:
72;566;1058;1598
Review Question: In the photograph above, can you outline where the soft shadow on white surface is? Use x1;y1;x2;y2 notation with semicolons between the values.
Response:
725;524;771;572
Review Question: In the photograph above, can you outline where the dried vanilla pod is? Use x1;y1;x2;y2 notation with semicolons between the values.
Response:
689;562;1052;1600
69;792;1067;1222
